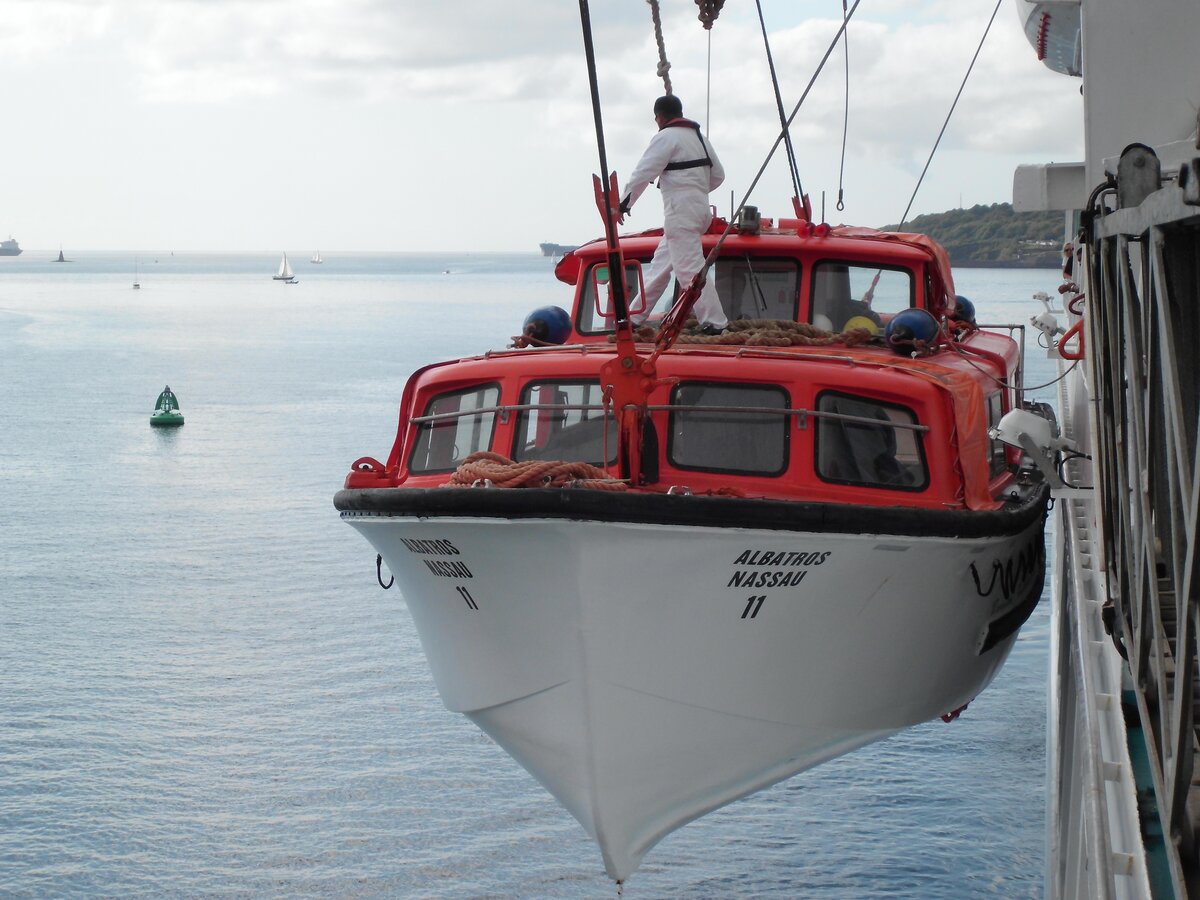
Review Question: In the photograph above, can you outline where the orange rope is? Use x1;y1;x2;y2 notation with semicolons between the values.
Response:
441;451;628;491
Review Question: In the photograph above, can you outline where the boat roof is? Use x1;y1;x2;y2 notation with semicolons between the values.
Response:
555;219;958;317
402;330;1011;511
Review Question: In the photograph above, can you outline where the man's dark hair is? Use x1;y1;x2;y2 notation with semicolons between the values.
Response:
653;95;683;119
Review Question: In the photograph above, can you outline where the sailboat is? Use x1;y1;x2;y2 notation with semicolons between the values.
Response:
311;251;323;264
133;258;140;290
273;252;297;283
54;247;69;263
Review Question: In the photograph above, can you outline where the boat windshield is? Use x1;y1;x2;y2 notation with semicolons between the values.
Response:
810;263;913;333
576;257;800;333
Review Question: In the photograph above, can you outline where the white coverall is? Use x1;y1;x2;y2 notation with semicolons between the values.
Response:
620;121;727;329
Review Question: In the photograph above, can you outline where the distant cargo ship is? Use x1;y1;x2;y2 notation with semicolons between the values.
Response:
539;242;578;257
0;237;21;256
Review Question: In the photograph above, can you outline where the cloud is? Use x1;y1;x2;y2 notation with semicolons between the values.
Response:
0;0;1083;248
0;1;113;62
3;0;1081;161
125;0;652;103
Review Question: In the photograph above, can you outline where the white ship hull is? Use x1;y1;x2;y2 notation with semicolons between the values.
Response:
343;507;1045;880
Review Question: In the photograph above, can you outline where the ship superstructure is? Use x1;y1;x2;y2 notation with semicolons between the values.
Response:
1014;0;1200;895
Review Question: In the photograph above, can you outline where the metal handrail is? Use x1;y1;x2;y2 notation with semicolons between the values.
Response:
411;404;606;424
411;402;930;433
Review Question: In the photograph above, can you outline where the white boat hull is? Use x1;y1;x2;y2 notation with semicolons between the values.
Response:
343;506;1045;880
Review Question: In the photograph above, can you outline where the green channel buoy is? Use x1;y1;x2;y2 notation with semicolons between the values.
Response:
150;385;185;427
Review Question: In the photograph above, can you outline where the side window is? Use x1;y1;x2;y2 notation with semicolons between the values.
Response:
513;381;615;465
712;258;800;321
409;384;500;473
987;393;1007;477
578;261;649;333
810;262;913;333
669;382;789;475
816;392;928;490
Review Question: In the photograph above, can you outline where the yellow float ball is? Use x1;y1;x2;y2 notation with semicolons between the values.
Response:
843;315;879;334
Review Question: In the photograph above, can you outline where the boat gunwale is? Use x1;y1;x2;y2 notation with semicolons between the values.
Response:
335;482;1049;540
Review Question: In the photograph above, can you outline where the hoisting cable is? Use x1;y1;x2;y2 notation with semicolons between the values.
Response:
946;338;1080;393
647;0;673;95
653;0;863;356
695;1;726;130
836;0;849;212
580;0;651;487
578;0;630;327
754;0;804;205
706;26;712;130
897;0;1004;228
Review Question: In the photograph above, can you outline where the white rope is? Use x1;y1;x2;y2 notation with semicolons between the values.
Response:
647;0;673;94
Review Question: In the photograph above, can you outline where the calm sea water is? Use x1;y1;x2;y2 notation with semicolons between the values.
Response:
0;251;1061;898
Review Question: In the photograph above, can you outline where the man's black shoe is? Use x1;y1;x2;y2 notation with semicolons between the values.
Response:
697;323;726;336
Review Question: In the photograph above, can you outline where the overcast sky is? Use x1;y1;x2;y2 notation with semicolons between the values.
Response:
0;0;1080;253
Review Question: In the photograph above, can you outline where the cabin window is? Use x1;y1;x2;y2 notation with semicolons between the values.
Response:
815;391;928;490
668;382;790;475
409;384;501;474
513;381;616;465
578;261;649;333
810;262;913;333
712;258;800;321
987;393;1007;477
577;257;801;332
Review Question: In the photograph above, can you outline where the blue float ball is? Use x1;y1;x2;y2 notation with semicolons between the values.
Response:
522;306;572;345
952;294;976;324
885;308;940;354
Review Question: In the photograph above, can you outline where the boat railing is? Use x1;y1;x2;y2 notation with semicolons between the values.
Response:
974;322;1027;398
411;403;930;433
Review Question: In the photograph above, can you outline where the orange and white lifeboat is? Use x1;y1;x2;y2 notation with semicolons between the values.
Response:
335;214;1051;881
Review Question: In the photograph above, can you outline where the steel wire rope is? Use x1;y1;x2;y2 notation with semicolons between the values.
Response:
579;0;630;324
652;0;863;356
696;0;726;128
754;0;803;204
946;338;1080;394
897;0;1004;228
706;27;712;130
836;0;849;211
721;0;861;224
712;1;862;225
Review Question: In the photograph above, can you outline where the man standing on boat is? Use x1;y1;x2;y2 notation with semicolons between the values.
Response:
617;95;728;335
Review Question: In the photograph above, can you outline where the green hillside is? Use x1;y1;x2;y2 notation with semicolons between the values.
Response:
883;203;1066;268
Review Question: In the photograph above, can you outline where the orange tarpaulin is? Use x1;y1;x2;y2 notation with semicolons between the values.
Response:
848;351;997;511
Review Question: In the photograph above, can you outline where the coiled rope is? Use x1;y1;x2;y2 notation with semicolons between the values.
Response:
647;0;673;94
627;318;878;348
441;451;629;491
